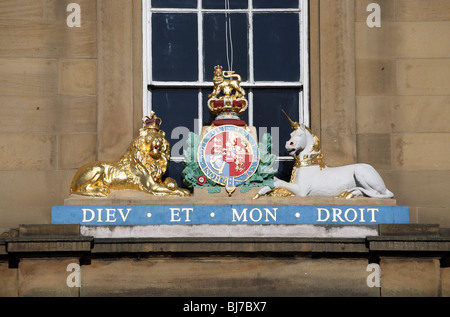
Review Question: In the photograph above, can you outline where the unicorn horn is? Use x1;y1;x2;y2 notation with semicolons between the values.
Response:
282;109;300;130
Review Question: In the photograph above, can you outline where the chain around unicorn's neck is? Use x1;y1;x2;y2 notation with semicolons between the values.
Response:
290;134;326;182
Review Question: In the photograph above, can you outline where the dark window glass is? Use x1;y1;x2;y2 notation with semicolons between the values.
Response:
203;13;248;81
203;0;247;9
151;88;198;156
165;161;185;190
253;13;299;81
152;14;198;81
151;0;197;8
252;88;299;156
253;0;298;8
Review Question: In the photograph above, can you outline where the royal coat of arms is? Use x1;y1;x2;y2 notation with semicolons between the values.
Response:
198;125;259;196
197;66;261;196
182;66;277;196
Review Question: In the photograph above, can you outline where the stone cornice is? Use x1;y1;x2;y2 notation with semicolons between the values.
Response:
1;224;450;264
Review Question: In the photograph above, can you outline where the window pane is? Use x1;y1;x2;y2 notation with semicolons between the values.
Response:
203;13;248;81
151;0;197;9
253;0;298;8
252;88;299;156
203;0;247;9
165;161;186;190
152;14;198;81
253;13;300;81
151;88;198;156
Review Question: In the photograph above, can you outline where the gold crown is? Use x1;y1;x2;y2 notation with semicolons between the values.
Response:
142;111;162;130
208;99;248;115
208;66;247;116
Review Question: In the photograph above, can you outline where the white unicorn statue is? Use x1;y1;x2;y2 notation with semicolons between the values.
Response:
254;110;394;199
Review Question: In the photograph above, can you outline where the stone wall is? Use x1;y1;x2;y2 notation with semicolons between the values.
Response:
0;0;142;229
1;0;450;297
354;0;450;226
0;1;449;240
0;0;98;228
1;224;450;297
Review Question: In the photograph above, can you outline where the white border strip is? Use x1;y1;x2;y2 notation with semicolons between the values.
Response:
81;224;379;238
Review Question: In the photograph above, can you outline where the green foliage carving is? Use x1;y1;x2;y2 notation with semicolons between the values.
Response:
240;133;276;193
182;132;219;191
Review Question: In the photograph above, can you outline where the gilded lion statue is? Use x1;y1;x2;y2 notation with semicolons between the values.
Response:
208;65;246;99
70;112;190;198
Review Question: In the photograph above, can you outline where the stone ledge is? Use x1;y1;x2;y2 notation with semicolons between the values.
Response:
5;236;93;253
378;224;440;237
80;224;379;239
91;237;369;254
64;189;397;206
5;224;447;238
1;234;450;256
18;224;80;237
2;224;450;256
367;236;450;252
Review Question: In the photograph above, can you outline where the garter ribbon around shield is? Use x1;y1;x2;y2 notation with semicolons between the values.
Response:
197;125;260;196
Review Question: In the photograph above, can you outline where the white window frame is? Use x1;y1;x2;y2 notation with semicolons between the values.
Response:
142;0;309;162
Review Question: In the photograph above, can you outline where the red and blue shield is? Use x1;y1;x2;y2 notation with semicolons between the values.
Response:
198;125;260;191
